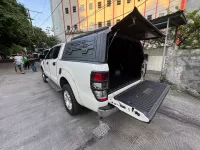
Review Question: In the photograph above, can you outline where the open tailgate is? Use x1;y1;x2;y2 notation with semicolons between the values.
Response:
111;7;165;40
109;80;170;122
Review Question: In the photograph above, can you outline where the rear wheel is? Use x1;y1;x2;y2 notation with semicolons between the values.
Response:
42;71;48;83
62;84;81;115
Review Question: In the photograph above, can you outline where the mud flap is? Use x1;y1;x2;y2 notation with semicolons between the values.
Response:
109;80;170;122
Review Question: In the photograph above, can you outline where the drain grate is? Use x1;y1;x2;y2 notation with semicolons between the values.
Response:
92;121;110;139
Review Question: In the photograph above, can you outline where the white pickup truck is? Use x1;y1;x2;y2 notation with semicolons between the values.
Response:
41;8;170;123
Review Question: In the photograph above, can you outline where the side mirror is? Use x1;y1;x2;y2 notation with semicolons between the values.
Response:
39;54;45;60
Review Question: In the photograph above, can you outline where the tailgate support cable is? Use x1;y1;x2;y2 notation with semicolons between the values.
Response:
107;30;118;50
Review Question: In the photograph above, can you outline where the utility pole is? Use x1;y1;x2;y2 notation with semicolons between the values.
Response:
26;9;42;36
26;8;42;52
160;18;170;82
27;9;34;35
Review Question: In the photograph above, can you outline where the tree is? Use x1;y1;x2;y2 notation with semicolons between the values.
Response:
46;36;60;48
0;0;32;47
177;9;200;49
31;27;48;49
0;0;60;55
29;27;60;50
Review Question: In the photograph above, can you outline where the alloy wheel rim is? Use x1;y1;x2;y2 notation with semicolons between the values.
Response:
64;90;72;110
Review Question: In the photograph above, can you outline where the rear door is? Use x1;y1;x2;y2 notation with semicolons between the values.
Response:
109;8;168;123
49;45;61;84
111;7;164;40
109;80;170;123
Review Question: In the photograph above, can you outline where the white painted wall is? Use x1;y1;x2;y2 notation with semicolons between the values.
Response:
147;56;163;71
144;48;165;72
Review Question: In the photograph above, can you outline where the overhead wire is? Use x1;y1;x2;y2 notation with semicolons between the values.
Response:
145;0;180;14
83;0;183;28
56;0;178;38
56;0;118;38
65;0;148;40
39;0;63;27
64;0;155;40
145;1;183;19
32;12;40;19
68;1;184;40
37;0;47;20
38;0;87;30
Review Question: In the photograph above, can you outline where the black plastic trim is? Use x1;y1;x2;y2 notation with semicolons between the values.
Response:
99;104;115;111
59;68;62;75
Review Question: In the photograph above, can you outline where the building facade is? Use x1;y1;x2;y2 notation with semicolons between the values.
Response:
50;0;187;42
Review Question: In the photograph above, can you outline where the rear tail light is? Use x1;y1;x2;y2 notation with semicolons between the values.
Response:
92;82;108;90
94;90;108;101
91;71;109;101
91;72;108;81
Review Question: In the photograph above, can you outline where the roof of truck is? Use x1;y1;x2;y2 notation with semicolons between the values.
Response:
71;27;109;40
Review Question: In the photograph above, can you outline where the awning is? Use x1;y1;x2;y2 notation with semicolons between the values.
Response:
150;10;187;29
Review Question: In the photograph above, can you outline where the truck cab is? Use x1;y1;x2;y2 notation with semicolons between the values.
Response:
41;7;169;123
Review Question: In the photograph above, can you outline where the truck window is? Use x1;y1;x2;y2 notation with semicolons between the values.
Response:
52;46;61;59
45;49;53;59
62;35;97;62
43;50;49;56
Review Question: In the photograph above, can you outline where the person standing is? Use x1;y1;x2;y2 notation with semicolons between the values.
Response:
13;60;17;72
26;54;30;69
29;53;37;72
23;53;29;70
14;53;25;74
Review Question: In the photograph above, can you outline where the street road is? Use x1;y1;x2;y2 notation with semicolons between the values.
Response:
0;62;200;150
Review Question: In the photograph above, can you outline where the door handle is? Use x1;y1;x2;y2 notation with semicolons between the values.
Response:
47;62;48;65
53;62;56;66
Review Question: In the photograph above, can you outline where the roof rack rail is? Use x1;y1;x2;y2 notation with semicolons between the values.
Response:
71;27;109;40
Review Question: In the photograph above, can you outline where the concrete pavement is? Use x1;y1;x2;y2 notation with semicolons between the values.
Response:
0;62;200;150
146;73;200;127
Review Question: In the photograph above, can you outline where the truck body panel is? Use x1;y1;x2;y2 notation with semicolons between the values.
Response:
41;7;169;122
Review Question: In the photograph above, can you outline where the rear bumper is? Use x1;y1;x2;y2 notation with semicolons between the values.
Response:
98;104;118;117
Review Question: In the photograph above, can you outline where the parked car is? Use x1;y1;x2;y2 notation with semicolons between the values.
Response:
39;49;50;60
43;49;50;56
40;7;170;123
33;52;40;61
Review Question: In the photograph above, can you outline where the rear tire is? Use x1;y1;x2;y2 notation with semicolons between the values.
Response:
62;84;81;115
42;71;48;83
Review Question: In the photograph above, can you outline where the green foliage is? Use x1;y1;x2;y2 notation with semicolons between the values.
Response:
145;9;200;49
32;27;48;48
46;36;60;48
9;44;24;54
0;0;60;56
30;27;60;49
177;9;200;49
166;8;200;49
0;0;32;47
0;44;25;56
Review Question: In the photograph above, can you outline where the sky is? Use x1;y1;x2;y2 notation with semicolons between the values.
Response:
18;0;53;31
